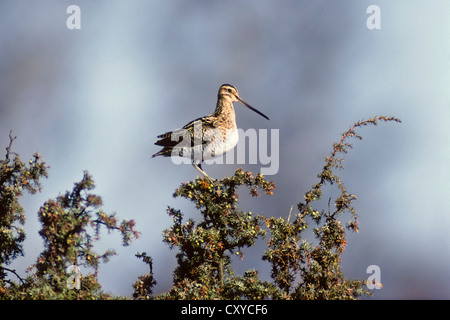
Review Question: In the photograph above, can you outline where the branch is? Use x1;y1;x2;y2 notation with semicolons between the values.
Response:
329;116;401;163
5;130;18;162
1;266;25;284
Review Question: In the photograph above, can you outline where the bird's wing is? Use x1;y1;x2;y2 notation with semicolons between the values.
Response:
155;115;217;147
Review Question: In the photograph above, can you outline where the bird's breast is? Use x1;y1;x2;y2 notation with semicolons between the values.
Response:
201;127;239;160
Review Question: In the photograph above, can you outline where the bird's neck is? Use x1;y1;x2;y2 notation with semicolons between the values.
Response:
213;96;236;122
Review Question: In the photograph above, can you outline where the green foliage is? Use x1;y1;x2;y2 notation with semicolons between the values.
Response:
0;133;139;299
0;116;400;300
263;116;400;299
159;170;275;299
155;116;401;300
0;132;48;282
29;171;140;299
132;252;157;300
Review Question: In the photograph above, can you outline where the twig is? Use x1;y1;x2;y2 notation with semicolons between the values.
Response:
287;205;293;223
1;266;25;284
329;116;401;163
5;130;18;162
327;197;332;217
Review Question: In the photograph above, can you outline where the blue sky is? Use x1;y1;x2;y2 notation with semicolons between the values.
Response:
1;1;449;298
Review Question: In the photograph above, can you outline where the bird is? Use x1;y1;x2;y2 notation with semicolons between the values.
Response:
152;84;269;179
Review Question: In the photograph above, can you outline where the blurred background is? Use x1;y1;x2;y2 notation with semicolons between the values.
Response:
1;0;449;299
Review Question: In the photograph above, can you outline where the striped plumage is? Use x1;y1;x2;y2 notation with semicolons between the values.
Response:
153;84;269;178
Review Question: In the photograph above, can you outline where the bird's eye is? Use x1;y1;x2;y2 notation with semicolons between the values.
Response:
227;88;232;93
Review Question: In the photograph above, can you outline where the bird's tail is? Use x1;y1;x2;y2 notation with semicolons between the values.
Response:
152;148;173;158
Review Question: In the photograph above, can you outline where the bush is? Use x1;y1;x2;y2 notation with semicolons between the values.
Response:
0;116;400;299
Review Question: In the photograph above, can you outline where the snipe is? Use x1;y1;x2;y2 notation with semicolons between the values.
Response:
152;84;269;179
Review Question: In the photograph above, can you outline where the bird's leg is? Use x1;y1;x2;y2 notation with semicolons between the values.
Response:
192;163;214;181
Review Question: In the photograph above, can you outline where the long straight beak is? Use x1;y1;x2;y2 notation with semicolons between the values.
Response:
237;96;270;120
